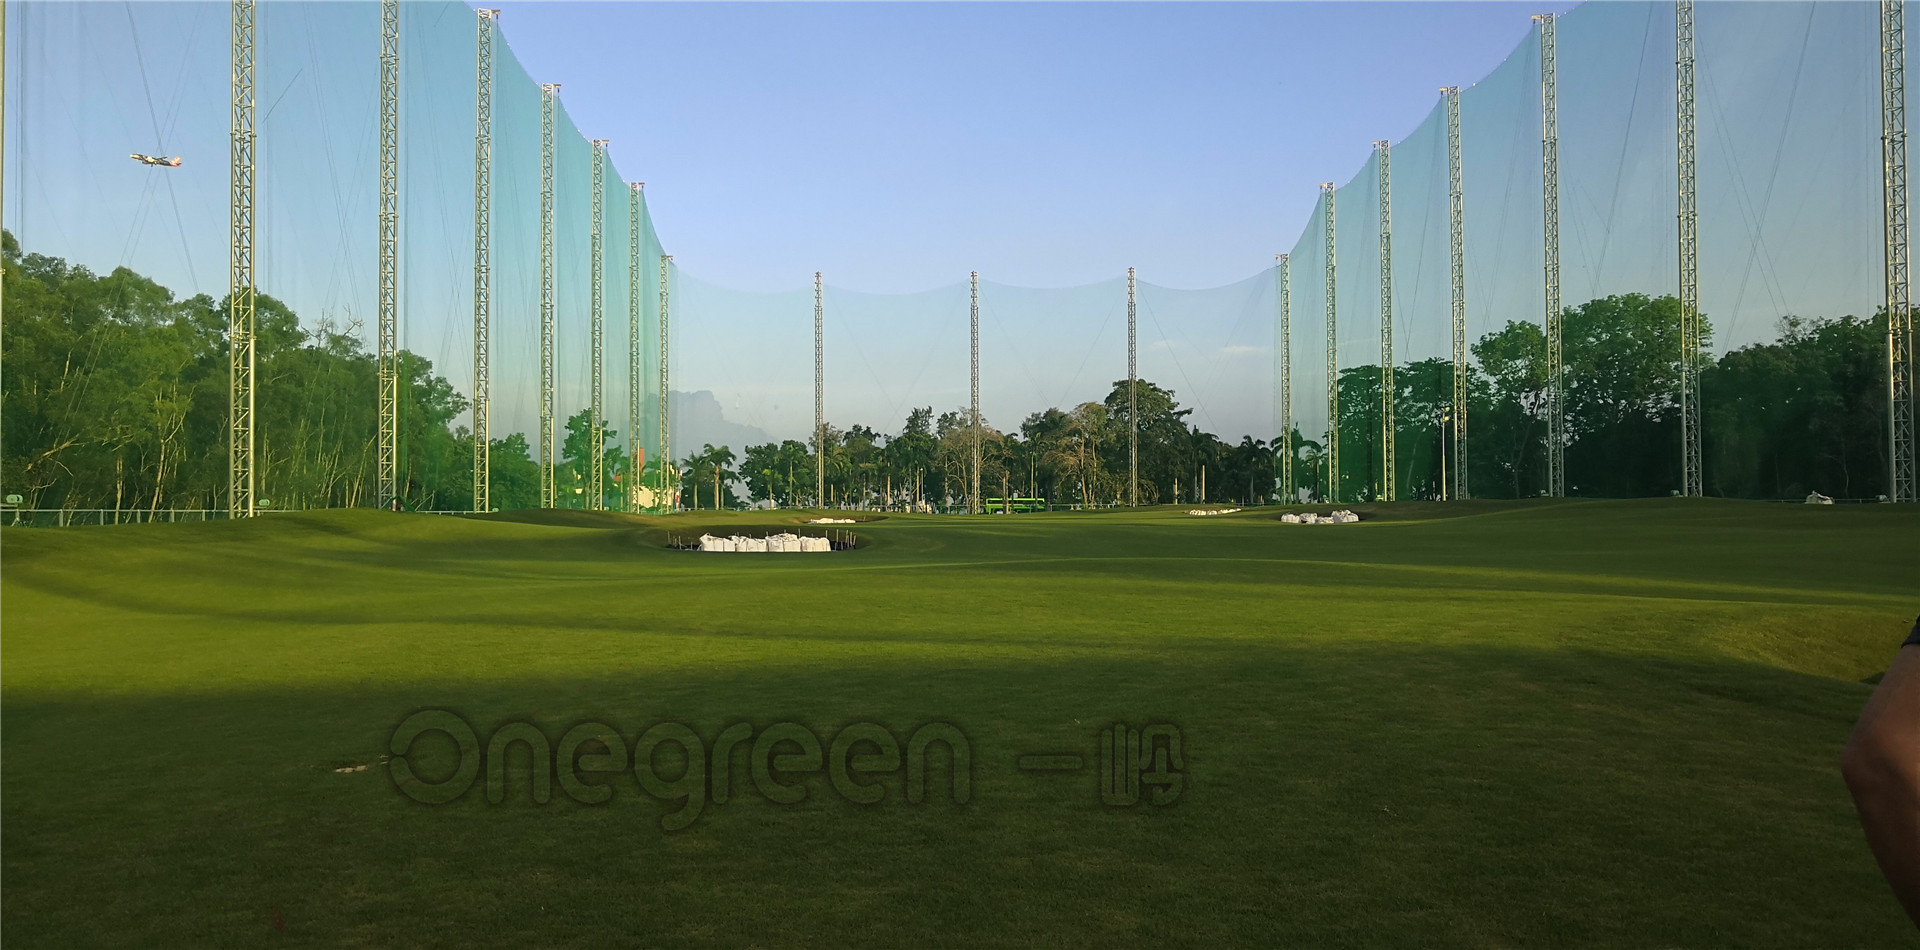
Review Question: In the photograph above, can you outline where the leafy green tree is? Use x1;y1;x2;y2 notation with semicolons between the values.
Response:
558;409;619;509
1101;379;1192;504
2;233;508;512
1469;320;1549;497
1561;294;1709;496
1706;313;1888;499
487;434;542;511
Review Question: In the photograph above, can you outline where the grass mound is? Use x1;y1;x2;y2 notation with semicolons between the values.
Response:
2;500;1915;946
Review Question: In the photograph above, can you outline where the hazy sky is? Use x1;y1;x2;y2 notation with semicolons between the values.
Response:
491;1;1577;294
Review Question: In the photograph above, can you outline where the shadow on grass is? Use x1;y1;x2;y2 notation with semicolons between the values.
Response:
0;641;1897;949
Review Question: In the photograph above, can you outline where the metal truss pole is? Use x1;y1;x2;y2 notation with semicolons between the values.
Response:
659;254;671;509
1446;86;1468;500
378;0;400;510
1886;0;1917;502
1676;0;1703;498
590;139;607;511
229;0;256;519
1127;267;1138;507
1323;182;1339;504
539;83;558;508
628;182;642;512
970;272;982;514
1536;13;1565;498
472;9;497;513
1278;254;1293;503
815;271;825;507
1376;140;1396;503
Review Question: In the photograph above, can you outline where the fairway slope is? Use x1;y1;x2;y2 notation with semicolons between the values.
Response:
3;501;1915;947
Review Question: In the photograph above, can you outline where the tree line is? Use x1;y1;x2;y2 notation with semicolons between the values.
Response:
2;234;1896;512
702;294;1896;509
688;382;1277;512
1316;294;1893;502
0;232;634;512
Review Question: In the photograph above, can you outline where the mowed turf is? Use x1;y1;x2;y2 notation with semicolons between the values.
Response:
2;499;1916;947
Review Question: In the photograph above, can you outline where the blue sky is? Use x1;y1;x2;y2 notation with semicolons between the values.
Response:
493;1;1577;293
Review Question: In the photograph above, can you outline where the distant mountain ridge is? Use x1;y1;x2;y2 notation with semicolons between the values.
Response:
668;390;772;461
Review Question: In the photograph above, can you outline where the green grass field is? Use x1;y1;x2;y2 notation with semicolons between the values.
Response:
3;499;1916;947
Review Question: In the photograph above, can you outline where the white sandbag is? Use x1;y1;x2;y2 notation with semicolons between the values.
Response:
736;536;769;553
767;533;800;553
799;536;831;553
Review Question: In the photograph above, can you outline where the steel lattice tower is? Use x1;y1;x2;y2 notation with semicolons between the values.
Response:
1323;183;1339;504
377;0;400;510
1676;0;1703;498
1446;86;1468;500
628;182;643;513
1536;13;1565;498
589;140;608;511
229;0;256;518
1886;0;1917;503
472;9;497;513
538;83;558;508
1278;254;1293;503
815;272;825;507
1127;266;1138;507
659;254;671;509
970;271;982;515
1376;140;1396;503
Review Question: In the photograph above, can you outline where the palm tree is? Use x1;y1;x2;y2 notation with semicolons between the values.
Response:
679;444;738;510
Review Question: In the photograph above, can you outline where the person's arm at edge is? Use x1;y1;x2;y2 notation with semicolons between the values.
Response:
1843;618;1920;929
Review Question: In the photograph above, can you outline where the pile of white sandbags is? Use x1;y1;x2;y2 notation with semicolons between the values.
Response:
1279;509;1360;525
697;533;833;552
1187;508;1241;516
1804;491;1834;505
806;517;857;524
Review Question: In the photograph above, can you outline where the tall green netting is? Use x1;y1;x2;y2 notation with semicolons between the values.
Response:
2;0;1904;509
400;1;478;506
491;23;543;457
3;0;664;511
1281;191;1330;497
1135;275;1275;446
629;187;665;485
976;279;1127;431
6;1;228;300
666;265;812;460
1274;1;1890;501
667;269;1270;467
3;2;233;512
824;281;972;436
552;101;592;503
